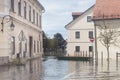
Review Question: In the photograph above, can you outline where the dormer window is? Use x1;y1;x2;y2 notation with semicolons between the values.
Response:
75;31;80;39
87;16;92;22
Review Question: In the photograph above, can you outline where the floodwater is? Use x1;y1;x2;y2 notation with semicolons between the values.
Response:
0;58;120;80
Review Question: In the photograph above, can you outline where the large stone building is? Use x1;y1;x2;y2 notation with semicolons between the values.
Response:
65;6;95;57
0;0;44;64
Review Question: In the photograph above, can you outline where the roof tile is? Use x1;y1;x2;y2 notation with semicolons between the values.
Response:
93;0;120;20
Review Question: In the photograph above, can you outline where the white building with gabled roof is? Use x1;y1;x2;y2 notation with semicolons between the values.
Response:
65;5;95;57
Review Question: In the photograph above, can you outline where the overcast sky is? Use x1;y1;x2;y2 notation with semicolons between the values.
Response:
39;0;96;39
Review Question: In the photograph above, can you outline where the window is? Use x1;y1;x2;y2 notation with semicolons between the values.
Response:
11;36;15;55
75;46;80;52
24;1;27;19
40;42;42;52
34;41;36;53
89;31;93;38
33;9;35;23
75;31;80;39
87;16;92;22
39;15;41;28
25;41;27;52
18;0;21;16
89;46;93;52
37;41;39;52
36;13;38;26
11;0;14;12
29;6;31;21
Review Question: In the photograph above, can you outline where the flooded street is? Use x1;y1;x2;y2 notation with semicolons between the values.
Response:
0;58;120;80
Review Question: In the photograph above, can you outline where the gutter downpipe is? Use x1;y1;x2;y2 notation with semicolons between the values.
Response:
94;20;98;66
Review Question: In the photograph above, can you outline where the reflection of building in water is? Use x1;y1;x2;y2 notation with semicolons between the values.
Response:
0;58;43;80
68;61;93;74
26;59;43;80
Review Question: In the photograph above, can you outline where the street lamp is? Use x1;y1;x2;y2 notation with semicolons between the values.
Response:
1;15;15;32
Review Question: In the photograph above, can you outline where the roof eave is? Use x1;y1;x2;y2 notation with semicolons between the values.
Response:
65;5;95;29
93;18;120;21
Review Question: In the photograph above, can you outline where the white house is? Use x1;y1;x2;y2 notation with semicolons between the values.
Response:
65;6;95;57
93;0;120;60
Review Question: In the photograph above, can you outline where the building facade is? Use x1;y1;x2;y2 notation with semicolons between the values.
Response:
93;0;120;60
65;6;95;57
0;0;44;64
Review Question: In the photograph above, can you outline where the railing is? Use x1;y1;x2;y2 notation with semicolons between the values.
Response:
43;51;65;57
74;51;92;58
43;51;93;58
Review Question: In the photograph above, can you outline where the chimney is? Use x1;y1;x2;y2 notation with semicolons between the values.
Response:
72;12;82;20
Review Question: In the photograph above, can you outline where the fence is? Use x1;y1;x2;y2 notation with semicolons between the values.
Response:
43;51;93;58
74;51;93;58
43;51;65;57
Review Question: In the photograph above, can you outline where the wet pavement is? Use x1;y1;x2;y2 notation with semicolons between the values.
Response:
0;58;120;80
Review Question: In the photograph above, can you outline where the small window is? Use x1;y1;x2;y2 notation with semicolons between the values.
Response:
89;31;93;38
89;46;93;52
87;16;92;22
75;46;80;52
75;31;80;39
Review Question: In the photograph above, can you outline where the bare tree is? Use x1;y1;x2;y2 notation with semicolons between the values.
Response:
98;21;120;62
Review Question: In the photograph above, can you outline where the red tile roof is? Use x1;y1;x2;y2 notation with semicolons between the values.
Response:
93;0;120;20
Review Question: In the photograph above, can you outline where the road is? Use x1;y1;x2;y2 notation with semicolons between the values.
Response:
0;58;120;80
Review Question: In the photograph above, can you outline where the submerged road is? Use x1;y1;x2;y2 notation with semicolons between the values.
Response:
0;58;120;80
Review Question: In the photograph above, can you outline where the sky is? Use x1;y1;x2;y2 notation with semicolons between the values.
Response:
39;0;96;39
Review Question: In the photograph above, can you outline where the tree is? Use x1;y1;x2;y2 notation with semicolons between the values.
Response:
54;33;64;49
43;32;66;54
98;21;120;62
43;31;49;52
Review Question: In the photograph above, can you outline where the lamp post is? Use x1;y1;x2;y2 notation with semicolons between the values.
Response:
1;15;15;32
1;15;15;62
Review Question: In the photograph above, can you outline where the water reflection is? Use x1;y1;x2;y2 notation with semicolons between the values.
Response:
0;58;120;80
0;58;43;80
